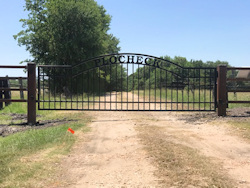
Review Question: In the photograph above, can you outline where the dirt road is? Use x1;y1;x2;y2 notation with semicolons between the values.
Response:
56;94;250;187
65;111;159;187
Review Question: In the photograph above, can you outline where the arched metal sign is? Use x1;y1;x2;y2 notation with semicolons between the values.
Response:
38;53;217;111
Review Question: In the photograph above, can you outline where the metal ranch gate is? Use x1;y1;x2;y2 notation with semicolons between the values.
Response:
3;53;249;124
38;53;217;111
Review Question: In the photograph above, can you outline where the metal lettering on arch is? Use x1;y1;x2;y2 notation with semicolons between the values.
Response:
38;53;217;111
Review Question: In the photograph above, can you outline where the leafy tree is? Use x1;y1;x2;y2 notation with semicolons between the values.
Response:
14;0;121;94
129;55;230;91
14;0;120;65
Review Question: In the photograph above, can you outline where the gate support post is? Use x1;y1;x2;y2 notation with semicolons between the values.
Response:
27;63;36;125
217;65;227;116
0;80;2;109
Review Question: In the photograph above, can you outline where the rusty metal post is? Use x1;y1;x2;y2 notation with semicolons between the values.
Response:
217;65;227;116
28;63;36;125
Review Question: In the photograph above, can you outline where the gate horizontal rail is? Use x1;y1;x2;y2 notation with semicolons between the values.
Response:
0;77;27;80
0;66;27;69
0;99;27;102
0;88;27;91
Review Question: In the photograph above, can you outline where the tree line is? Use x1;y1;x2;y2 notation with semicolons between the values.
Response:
16;0;241;95
127;56;229;91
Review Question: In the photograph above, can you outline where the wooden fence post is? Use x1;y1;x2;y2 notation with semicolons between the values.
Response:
3;77;11;106
217;65;227;116
19;78;24;99
27;63;36;125
0;80;2;109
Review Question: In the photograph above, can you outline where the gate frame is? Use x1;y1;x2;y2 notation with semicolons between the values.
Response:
37;53;218;112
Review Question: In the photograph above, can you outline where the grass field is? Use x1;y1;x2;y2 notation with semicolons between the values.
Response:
0;92;90;187
228;92;250;108
135;89;215;110
136;89;250;109
138;88;214;102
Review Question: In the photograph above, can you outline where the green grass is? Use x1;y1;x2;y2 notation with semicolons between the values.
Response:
139;88;213;102
136;89;215;110
0;117;89;187
0;91;86;124
0;92;90;187
0;102;28;114
228;92;250;108
135;89;250;110
0;100;60;125
38;91;99;110
0;91;28;114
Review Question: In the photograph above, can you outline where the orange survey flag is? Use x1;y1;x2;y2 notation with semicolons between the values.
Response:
67;128;75;134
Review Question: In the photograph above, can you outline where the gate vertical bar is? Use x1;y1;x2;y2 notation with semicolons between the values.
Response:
71;68;73;109
143;65;145;110
187;69;190;110
110;64;112;110
181;69;184;110
53;67;56;109
82;72;84;110
132;63;134;110
217;65;227;116
209;69;212;110
199;69;201;110
121;64;123;110
127;63;128;110
165;70;167;110
160;69;162;110
93;70;95;110
149;66;150;110
87;71;90;110
27;63;36;125
104;66;106;110
214;68;217;111
37;66;40;110
154;67;156;110
116;63;117;110
48;68;50;109
138;64;139;110
204;69;206;110
176;72;179;110
99;67;100;110
42;68;45;109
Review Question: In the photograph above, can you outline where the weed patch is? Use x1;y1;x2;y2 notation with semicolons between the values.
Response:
227;120;250;141
136;125;235;187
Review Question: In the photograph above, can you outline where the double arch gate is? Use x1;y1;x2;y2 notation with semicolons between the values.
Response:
38;53;217;111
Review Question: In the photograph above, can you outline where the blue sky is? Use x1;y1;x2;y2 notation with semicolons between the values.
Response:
0;0;250;76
